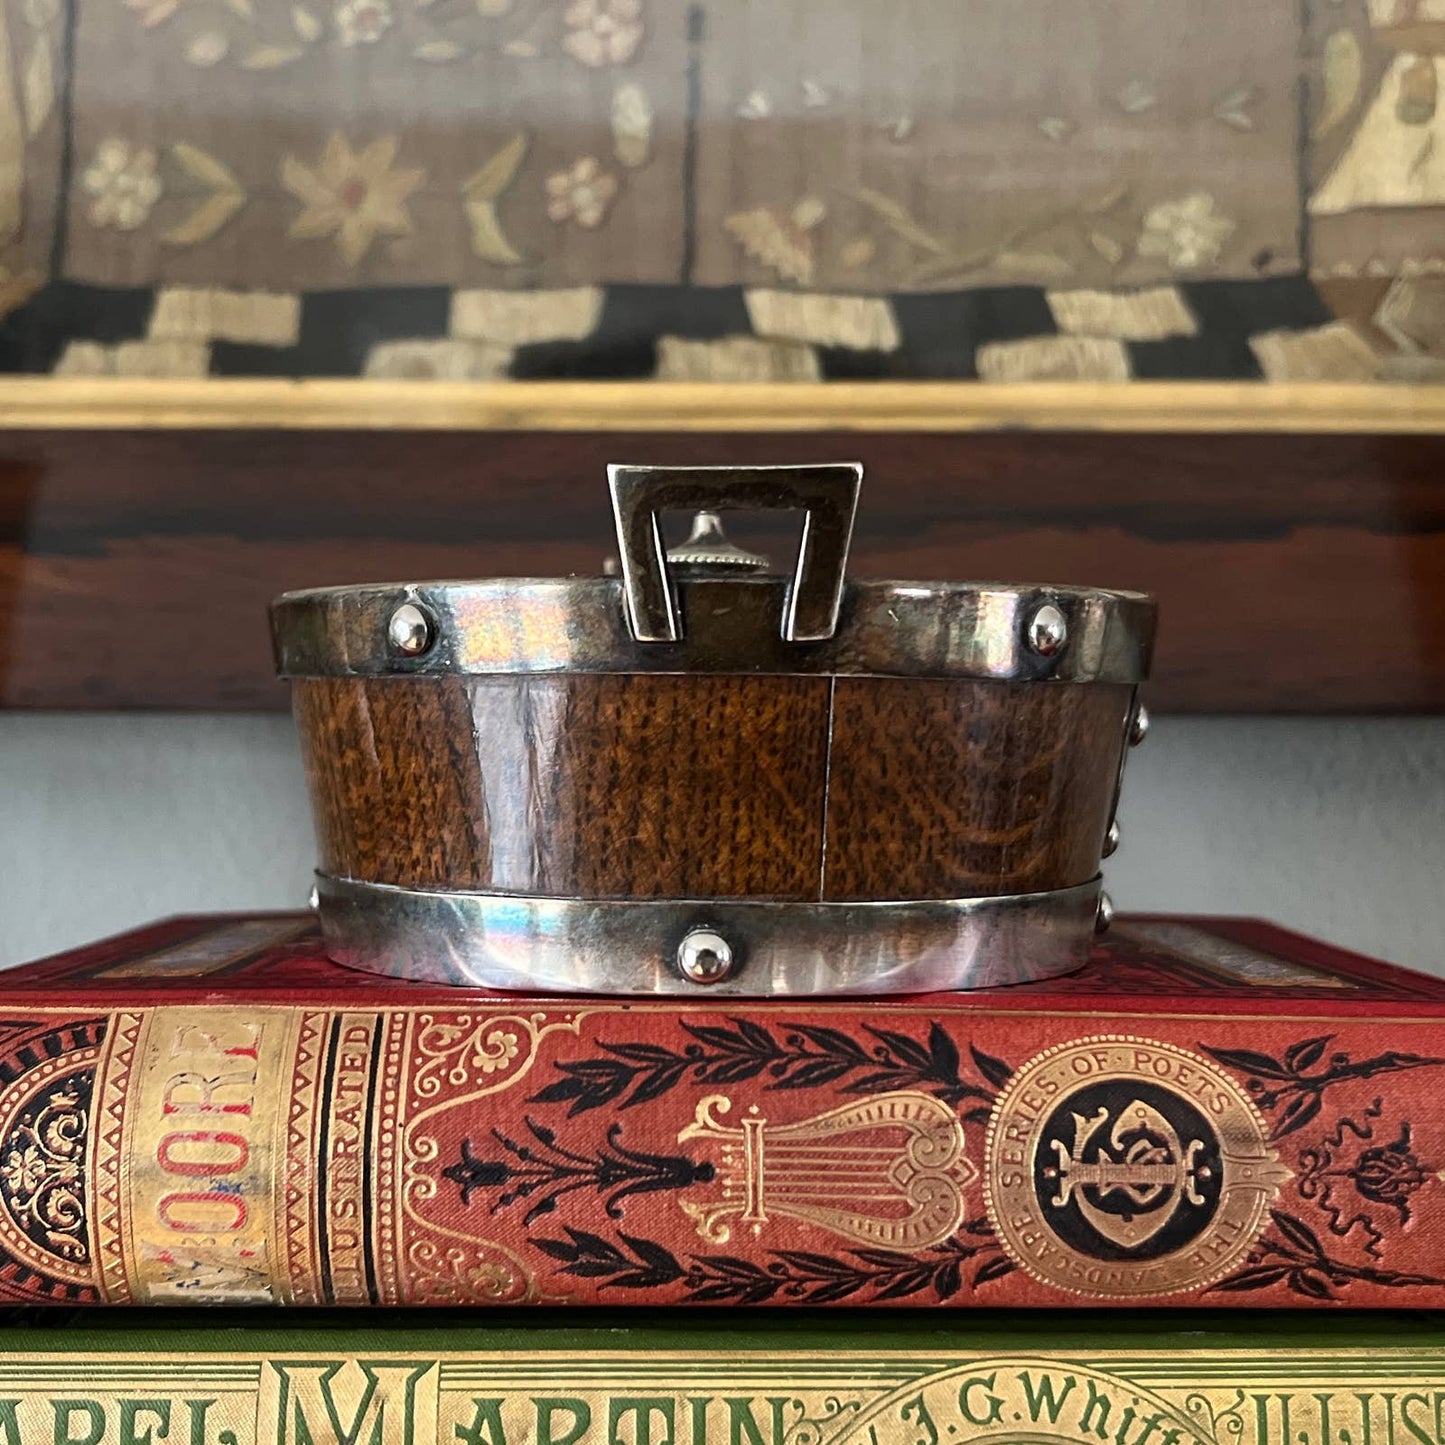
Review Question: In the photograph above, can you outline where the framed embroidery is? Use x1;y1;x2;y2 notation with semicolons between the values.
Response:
0;0;1443;395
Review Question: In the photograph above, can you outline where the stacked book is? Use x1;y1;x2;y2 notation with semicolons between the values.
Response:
0;909;1441;1433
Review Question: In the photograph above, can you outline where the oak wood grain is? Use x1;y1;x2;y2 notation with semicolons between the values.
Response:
823;680;1131;900
295;673;832;899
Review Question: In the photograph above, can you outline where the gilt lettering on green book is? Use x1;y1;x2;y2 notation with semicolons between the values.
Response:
0;1312;1440;1445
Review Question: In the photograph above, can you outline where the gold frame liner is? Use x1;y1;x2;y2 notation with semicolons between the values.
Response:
1;379;1444;431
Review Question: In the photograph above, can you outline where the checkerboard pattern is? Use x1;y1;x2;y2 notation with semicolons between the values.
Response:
0;275;1368;381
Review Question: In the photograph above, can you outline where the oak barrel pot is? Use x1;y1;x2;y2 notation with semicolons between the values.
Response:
272;464;1155;996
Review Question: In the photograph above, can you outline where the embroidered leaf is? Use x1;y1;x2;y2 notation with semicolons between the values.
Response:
1315;30;1361;139
969;1044;1012;1090
161;189;245;246
185;32;229;66
852;188;945;255
465;200;524;265
1080;180;1131;216
1285;1034;1333;1073
171;143;242;194
994;249;1075;280
463;132;527;203
241;44;303;69
22;41;54;137
723;207;815;286
128;0;181;28
414;39;464;61
611;83;652;169
292;5;321;39
839;236;875;269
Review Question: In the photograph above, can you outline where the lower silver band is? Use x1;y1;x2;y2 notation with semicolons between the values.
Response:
314;873;1104;997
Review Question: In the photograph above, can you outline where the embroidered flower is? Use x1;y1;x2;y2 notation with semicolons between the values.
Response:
479;1030;520;1073
81;139;163;231
545;156;618;228
334;0;391;44
185;31;229;66
562;0;642;67
611;82;652;168
1137;192;1235;270
282;133;423;266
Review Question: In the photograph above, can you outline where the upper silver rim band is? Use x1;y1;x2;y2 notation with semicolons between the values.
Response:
314;873;1105;997
273;576;1154;684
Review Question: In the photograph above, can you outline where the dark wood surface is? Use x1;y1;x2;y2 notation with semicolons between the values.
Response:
2;428;1443;711
292;674;1128;901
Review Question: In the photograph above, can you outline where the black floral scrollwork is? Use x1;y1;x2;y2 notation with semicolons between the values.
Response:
443;1119;715;1227
530;1019;1009;1123
0;1076;89;1265
532;1216;1013;1304
1199;1034;1444;1140
1212;1208;1444;1301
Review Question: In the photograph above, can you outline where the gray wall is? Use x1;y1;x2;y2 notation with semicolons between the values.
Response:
2;713;1443;975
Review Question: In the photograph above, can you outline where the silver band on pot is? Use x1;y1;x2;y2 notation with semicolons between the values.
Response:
273;576;1153;683
313;873;1106;997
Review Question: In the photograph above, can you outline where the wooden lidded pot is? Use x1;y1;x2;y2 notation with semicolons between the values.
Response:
271;463;1155;996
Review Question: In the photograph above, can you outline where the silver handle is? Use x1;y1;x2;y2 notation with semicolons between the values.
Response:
606;462;863;644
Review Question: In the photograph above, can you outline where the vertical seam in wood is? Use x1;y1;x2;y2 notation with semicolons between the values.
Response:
817;675;837;901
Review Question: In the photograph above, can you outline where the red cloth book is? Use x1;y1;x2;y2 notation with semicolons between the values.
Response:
5;912;1445;1309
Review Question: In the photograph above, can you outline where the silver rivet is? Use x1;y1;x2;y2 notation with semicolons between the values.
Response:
1102;819;1121;858
1095;892;1115;933
1026;602;1068;659
1129;703;1150;747
677;928;734;985
387;602;434;657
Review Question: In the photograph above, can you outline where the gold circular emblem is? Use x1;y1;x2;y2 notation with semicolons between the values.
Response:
984;1035;1288;1298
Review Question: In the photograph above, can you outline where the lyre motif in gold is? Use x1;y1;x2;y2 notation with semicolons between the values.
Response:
677;1090;976;1249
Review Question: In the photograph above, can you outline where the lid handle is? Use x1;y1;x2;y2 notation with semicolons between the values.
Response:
607;462;863;644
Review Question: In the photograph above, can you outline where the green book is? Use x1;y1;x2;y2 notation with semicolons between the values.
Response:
2;1309;1442;1445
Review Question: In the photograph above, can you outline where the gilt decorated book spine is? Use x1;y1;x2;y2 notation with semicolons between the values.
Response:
4;914;1445;1308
